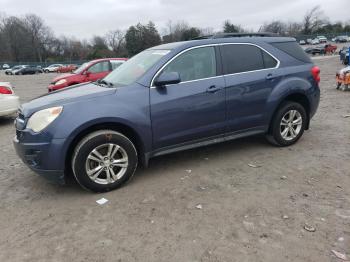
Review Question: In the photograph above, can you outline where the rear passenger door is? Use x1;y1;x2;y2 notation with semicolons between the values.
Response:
220;44;281;133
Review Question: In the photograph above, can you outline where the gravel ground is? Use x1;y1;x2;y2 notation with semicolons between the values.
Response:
0;57;349;262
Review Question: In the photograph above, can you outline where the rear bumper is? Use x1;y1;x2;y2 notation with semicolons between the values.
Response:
0;95;19;116
13;136;66;184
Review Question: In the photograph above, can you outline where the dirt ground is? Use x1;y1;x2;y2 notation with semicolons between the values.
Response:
0;56;349;262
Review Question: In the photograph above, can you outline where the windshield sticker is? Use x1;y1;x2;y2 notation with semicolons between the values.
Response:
152;50;170;56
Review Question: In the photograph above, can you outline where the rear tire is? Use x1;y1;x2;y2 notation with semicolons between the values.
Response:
266;102;307;147
72;130;138;193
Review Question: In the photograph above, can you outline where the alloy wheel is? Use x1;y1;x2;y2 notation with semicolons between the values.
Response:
85;143;128;185
280;110;303;141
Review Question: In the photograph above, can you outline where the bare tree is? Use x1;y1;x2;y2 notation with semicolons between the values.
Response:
2;16;31;61
24;14;52;62
261;21;286;34
162;20;184;42
302;6;328;34
285;22;302;36
105;29;125;55
200;27;214;36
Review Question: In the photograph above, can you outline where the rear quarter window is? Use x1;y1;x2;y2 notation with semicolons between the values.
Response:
271;41;311;63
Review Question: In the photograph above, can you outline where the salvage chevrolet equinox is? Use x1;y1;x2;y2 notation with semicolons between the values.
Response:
14;33;320;192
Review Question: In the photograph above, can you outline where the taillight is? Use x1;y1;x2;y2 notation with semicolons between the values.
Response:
311;66;321;84
0;86;12;94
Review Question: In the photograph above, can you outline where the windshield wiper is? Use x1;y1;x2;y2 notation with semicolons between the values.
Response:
95;79;114;88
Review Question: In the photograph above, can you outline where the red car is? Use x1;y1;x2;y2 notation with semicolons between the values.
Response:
324;44;337;54
57;64;78;73
48;58;127;92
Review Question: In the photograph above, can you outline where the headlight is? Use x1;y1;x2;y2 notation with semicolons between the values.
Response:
26;106;63;133
55;79;67;85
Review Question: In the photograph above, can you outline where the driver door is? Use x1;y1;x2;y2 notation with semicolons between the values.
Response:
150;46;226;150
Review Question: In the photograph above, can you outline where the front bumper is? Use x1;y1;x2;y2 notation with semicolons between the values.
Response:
13;135;66;184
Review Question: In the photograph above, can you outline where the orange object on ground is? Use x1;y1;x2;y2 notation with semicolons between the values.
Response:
336;71;350;89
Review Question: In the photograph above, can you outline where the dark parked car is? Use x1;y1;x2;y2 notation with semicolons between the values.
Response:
334;35;349;43
14;33;320;192
14;66;43;75
305;46;323;55
5;65;28;75
339;46;349;65
305;44;337;55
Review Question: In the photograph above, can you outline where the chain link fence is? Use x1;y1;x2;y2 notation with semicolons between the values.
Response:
294;33;350;42
0;60;87;68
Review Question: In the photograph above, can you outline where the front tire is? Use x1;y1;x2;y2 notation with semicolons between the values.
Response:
72;130;138;192
266;102;307;147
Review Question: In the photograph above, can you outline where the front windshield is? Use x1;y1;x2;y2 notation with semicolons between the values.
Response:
104;49;170;86
73;62;90;74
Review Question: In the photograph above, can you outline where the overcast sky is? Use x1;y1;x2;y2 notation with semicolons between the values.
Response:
1;0;348;39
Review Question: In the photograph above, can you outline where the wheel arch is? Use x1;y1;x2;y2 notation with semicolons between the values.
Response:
268;92;311;133
64;121;147;176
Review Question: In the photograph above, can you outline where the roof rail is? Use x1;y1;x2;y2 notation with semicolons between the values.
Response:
192;32;279;40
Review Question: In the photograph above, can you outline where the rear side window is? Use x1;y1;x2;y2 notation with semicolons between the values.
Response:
271;41;311;63
221;44;277;75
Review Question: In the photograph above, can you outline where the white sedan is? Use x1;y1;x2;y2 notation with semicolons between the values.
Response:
0;82;20;117
43;64;63;73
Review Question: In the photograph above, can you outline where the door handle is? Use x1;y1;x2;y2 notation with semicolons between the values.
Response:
266;73;276;80
206;85;222;93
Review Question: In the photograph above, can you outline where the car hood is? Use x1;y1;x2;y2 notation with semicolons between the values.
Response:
51;73;75;83
21;82;116;117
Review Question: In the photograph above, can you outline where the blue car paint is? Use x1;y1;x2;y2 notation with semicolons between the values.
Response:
13;37;320;184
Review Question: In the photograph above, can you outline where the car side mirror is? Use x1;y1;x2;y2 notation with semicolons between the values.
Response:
84;71;91;77
154;72;181;87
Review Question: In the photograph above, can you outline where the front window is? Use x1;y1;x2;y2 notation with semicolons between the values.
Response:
104;49;170;86
162;46;217;82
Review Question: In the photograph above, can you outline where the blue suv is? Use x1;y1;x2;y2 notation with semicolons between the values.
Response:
14;33;320;192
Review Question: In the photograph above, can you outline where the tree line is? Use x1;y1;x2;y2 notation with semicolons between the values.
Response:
0;6;349;63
